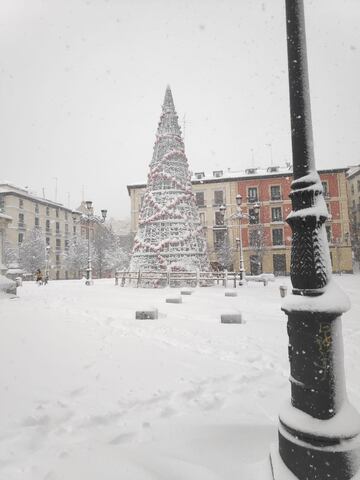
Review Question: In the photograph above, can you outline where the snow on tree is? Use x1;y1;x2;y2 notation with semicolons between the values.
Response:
214;231;235;271
3;240;19;267
104;238;128;273
63;236;89;278
248;224;268;275
91;225;115;278
130;86;210;279
18;228;46;274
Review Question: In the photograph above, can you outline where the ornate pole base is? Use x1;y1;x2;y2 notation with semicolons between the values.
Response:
274;287;360;480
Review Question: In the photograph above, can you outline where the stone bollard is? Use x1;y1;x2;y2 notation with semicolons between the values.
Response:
221;313;243;324
225;290;237;297
166;296;182;304
279;285;288;298
135;308;158;320
180;289;193;296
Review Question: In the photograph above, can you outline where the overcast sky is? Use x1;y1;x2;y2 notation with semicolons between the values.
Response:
0;0;359;219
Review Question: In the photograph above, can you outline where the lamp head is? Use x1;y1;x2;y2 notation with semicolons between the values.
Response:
219;204;226;216
101;209;107;220
236;194;242;206
85;200;93;211
253;202;260;214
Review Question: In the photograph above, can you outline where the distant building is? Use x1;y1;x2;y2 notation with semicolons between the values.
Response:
0;212;12;274
347;165;360;265
0;182;81;279
128;165;352;275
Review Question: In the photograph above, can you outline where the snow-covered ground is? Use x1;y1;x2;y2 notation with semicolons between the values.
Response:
1;276;359;480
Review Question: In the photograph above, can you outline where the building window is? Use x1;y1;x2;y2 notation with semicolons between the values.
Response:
326;225;332;243
65;224;69;234
213;229;225;249
18;213;24;227
195;192;205;207
214;211;225;225
35;203;39;214
56;270;60;280
351;184;355;195
46;207;50;216
46;219;51;231
250;255;262;275
248;187;258;203
65;240;69;251
273;254;286;276
199;212;206;225
249;208;259;224
35;217;40;228
0;194;5;211
213;170;223;178
56;208;59;218
249;229;261;247
19;198;24;209
18;233;24;244
322;181;329;198
270;185;281;201
65;211;68;220
56;239;61;250
195;172;205;179
56;222;60;233
271;207;283;222
272;228;284;246
213;190;224;206
56;255;60;265
46;237;50;246
73;225;76;235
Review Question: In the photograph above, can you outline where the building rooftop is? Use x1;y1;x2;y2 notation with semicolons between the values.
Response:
346;165;360;180
127;164;349;193
0;182;74;212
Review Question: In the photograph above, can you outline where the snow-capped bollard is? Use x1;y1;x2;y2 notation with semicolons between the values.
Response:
166;296;182;304
279;285;287;298
221;313;243;324
180;289;193;296
135;308;158;320
225;290;237;297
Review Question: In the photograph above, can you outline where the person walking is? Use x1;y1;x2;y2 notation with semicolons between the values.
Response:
35;269;43;286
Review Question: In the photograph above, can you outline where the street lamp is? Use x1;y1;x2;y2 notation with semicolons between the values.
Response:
72;202;107;286
45;244;51;280
271;1;360;478
219;196;260;285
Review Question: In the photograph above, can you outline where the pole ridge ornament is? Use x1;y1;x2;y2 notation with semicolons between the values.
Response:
271;1;360;478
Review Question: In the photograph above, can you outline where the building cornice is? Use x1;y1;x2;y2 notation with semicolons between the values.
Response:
127;167;349;194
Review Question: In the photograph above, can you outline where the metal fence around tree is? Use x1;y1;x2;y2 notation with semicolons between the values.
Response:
115;270;274;288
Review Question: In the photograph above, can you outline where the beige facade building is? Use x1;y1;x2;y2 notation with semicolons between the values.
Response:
128;166;353;275
0;212;12;274
0;183;81;279
347;165;360;264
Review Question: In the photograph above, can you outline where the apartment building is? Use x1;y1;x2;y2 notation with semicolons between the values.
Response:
0;183;81;279
128;166;352;275
347;165;360;263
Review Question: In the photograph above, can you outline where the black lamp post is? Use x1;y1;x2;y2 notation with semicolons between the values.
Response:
271;1;360;478
72;202;107;286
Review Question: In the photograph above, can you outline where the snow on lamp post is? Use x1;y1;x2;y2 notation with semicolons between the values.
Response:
271;1;360;478
72;203;107;286
219;195;260;285
45;244;50;279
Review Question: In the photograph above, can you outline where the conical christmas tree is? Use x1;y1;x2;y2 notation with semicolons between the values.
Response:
130;86;210;279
